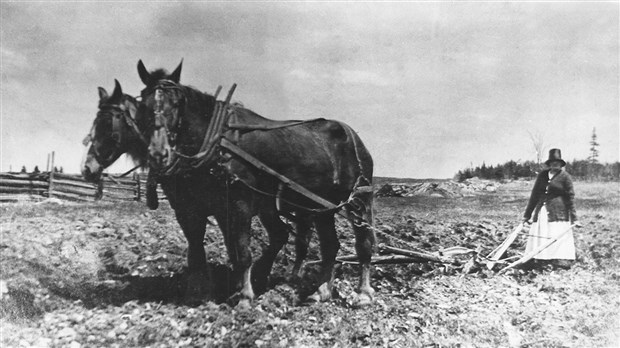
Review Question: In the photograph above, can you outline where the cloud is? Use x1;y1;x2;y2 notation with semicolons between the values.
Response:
1;47;29;70
1;2;618;177
340;69;390;87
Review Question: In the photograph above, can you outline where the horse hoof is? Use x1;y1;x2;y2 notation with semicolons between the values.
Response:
352;293;373;308
236;299;252;311
304;286;332;304
227;291;254;307
304;293;322;304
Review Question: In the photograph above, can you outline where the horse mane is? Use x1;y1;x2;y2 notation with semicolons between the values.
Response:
122;94;138;105
181;84;216;106
121;93;148;167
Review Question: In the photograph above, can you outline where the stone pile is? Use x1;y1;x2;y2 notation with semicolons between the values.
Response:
375;177;500;198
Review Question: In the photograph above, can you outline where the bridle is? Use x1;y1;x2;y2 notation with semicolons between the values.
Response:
147;80;240;176
84;100;148;165
150;79;186;149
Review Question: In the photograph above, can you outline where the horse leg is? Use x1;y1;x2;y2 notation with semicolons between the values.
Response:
291;214;313;281
348;189;376;307
174;208;209;304
306;213;339;303
146;171;159;210
252;203;289;294
215;198;255;303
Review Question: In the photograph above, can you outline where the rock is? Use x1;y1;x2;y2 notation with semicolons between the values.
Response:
69;313;85;324
57;327;78;340
375;184;396;197
33;337;52;348
380;225;395;233
36;198;64;205
100;227;117;236
0;280;8;300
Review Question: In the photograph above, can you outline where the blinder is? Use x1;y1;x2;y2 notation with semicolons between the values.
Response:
87;103;137;165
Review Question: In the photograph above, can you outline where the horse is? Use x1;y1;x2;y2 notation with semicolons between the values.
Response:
80;78;316;303
81;79;149;183
137;60;376;306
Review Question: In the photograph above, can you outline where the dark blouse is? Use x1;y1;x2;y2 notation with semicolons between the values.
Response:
524;169;577;223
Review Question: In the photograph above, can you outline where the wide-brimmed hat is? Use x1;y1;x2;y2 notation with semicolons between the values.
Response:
545;148;566;166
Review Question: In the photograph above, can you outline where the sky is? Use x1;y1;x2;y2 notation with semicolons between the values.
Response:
1;1;618;179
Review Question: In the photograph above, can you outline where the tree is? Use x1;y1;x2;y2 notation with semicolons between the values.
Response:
33;166;40;173
527;130;547;167
588;127;600;164
20;166;27;173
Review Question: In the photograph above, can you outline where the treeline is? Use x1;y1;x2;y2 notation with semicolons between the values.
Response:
456;160;620;182
17;165;64;174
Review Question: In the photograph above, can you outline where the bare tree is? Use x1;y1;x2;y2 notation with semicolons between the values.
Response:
527;130;547;166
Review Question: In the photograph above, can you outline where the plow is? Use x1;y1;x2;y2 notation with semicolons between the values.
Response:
308;221;578;275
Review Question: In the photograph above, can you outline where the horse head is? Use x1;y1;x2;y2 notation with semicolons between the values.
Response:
137;59;216;173
81;79;147;182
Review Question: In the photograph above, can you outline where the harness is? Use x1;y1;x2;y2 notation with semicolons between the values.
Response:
151;80;185;149
149;82;372;217
152;82;324;175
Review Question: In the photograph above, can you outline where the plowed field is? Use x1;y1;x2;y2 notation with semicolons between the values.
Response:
1;180;618;347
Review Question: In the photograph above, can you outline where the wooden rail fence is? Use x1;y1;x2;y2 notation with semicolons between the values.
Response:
0;172;165;203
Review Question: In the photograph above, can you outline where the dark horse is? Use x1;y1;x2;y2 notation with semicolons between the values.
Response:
138;60;376;306
81;79;148;182
80;78;311;303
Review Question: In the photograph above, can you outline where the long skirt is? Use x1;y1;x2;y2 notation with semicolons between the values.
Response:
525;206;576;260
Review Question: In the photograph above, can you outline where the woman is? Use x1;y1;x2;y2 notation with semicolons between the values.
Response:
523;149;581;268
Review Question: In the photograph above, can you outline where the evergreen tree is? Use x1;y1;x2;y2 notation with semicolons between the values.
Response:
588;127;600;164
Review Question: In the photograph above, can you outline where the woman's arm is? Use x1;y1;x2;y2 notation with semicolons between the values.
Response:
563;173;578;222
524;172;545;221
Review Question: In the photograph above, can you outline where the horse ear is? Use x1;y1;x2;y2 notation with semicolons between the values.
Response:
110;79;123;101
98;87;109;100
169;59;183;83
137;60;152;86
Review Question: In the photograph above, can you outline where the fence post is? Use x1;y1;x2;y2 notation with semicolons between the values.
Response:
94;179;103;201
134;172;141;201
48;151;55;198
